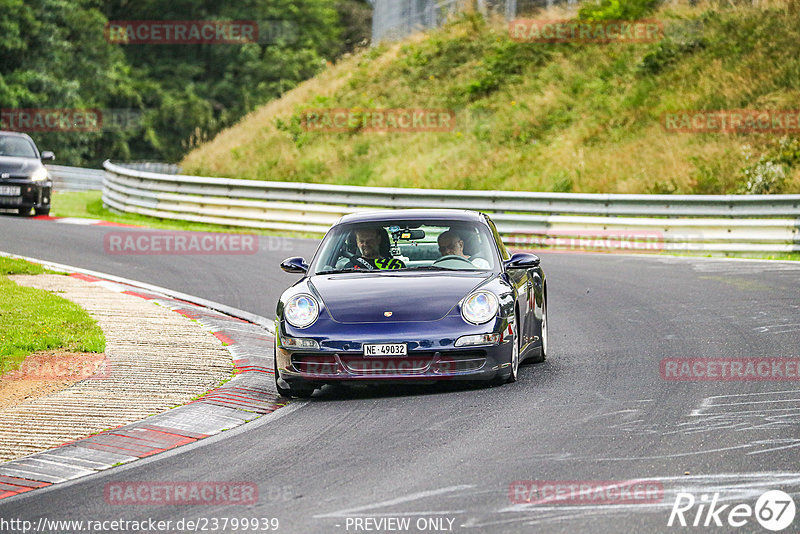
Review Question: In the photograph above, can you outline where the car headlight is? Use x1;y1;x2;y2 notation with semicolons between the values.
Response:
455;333;500;347
30;167;49;182
281;337;320;349
284;294;319;328
461;291;499;325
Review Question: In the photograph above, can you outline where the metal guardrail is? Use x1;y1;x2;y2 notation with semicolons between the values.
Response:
48;163;181;192
102;160;800;253
47;165;106;192
115;162;182;175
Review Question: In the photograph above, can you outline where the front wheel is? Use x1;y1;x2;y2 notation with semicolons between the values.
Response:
34;207;50;216
532;298;548;363
17;206;31;216
505;315;520;383
274;346;314;399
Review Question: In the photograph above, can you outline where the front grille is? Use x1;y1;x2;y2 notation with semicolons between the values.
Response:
291;354;341;375
437;351;487;373
291;350;488;376
345;350;488;375
340;355;434;375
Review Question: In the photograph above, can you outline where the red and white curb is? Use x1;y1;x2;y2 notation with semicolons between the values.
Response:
30;216;140;227
0;253;286;502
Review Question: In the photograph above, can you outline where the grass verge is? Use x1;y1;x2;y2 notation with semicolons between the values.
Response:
0;258;105;376
0;256;62;276
182;0;800;195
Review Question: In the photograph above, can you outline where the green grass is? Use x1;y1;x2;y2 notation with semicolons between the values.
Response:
0;256;63;275
0;259;105;376
738;252;800;261
51;191;320;238
181;0;800;195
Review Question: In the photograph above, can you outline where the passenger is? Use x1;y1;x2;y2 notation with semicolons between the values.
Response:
437;230;491;269
345;227;405;270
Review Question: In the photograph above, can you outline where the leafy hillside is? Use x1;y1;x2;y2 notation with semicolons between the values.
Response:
0;0;370;165
182;0;800;194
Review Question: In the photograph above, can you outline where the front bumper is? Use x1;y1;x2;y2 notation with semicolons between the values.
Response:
0;179;52;210
275;314;514;388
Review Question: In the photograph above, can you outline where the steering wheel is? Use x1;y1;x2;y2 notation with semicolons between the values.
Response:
433;255;475;266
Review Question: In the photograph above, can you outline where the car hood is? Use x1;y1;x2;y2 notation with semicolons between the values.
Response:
0;156;39;176
309;271;494;323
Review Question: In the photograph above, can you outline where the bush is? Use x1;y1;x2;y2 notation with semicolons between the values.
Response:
638;20;706;75
579;0;661;21
738;144;788;194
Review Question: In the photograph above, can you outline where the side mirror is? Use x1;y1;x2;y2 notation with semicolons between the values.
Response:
281;257;308;274
504;252;540;270
40;151;55;161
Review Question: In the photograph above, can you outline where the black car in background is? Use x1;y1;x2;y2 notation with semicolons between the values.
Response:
0;131;54;216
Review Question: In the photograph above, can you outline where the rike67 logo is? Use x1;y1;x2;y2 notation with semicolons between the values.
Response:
668;490;796;531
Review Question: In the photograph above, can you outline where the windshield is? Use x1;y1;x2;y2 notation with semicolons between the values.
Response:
312;220;498;274
0;135;37;158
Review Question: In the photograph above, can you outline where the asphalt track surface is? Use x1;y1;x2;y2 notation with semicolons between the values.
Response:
1;214;799;533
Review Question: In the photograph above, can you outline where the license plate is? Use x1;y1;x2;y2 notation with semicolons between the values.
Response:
363;343;407;357
0;186;20;196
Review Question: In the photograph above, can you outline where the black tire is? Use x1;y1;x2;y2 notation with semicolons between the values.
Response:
531;297;548;363
506;313;520;383
274;346;314;398
34;207;50;216
17;206;31;216
493;313;520;385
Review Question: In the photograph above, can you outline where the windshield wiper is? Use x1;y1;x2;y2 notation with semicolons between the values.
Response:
315;268;370;275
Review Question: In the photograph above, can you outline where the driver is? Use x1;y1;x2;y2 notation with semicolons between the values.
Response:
437;230;491;269
344;227;405;270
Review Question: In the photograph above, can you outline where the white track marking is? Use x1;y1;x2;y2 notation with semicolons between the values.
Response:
481;473;800;528
314;485;474;518
50;217;100;225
